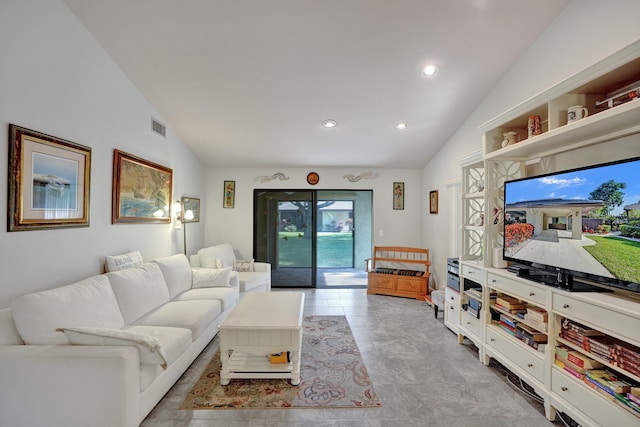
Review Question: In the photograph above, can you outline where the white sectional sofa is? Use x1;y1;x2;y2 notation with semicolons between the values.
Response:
0;254;238;427
190;243;271;298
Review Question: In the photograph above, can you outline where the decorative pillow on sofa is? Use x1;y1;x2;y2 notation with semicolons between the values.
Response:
192;267;232;288
233;259;255;272
56;326;168;369
105;250;143;272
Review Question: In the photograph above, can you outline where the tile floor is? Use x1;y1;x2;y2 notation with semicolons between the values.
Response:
142;288;562;426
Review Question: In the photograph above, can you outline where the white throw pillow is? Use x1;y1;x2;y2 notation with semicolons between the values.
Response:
57;326;168;369
105;250;143;272
233;259;255;272
216;258;225;269
192;267;231;288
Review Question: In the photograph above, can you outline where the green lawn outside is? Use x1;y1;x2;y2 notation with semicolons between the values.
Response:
277;232;353;267
583;235;640;282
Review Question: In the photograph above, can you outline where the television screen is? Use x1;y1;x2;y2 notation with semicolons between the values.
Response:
503;156;640;293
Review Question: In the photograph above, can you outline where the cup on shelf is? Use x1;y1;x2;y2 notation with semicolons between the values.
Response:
567;105;588;123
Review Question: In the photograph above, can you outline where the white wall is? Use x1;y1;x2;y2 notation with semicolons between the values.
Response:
0;0;206;307
422;0;640;289
204;168;423;262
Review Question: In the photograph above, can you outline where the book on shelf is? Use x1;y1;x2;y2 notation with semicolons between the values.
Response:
555;358;585;379
629;388;640;405
466;288;482;299
522;315;547;332
516;323;547;343
584;376;617;400
495;296;526;310
499;322;515;336
499;314;517;328
585;369;633;394
525;305;548;322
566;350;603;370
515;329;545;352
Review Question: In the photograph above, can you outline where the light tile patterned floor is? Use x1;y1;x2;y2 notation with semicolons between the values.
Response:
141;288;560;426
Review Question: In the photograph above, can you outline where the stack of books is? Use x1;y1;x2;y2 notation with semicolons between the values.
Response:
559;318;605;349
613;342;640;378
516;323;547;352
554;345;602;379
583;369;640;418
499;313;517;336
494;295;526;316
523;306;548;332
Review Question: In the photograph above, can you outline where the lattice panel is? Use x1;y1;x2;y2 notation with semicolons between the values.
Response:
464;166;485;193
465;198;485;226
488;194;504;226
489;160;524;192
463;229;484;259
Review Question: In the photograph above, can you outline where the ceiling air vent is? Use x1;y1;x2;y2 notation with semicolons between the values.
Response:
151;118;166;138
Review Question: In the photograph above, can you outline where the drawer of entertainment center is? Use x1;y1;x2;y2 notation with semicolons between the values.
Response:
462;264;483;282
460;311;481;337
486;326;544;382
487;273;546;306
553;293;640;343
551;367;638;426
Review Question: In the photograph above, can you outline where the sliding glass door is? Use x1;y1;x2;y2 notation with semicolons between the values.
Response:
254;190;372;288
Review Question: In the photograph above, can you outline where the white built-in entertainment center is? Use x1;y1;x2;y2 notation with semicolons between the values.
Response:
451;39;640;426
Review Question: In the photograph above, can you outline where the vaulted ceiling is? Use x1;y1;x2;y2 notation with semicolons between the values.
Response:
63;0;570;168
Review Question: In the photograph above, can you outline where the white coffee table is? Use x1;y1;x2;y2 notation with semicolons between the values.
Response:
218;291;305;385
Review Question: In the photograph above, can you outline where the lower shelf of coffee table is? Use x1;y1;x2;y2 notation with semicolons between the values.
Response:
226;351;294;375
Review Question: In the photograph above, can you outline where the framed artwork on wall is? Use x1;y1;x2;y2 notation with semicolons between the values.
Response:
224;180;235;208
181;196;200;222
112;149;173;223
393;182;404;210
8;124;91;231
429;190;438;214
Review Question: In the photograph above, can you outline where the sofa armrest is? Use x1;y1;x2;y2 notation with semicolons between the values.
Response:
189;254;202;267
0;345;140;427
253;262;271;291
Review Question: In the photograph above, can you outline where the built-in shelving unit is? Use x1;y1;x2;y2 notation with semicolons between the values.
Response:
454;39;640;425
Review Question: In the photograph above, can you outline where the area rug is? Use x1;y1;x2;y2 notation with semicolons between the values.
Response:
180;315;381;410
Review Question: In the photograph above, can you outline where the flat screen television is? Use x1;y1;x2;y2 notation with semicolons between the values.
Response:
503;156;640;294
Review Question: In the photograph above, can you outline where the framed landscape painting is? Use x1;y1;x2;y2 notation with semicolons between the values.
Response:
8;124;91;231
112;150;173;223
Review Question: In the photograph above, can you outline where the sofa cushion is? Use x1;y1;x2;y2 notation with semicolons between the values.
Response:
105;250;143;272
0;308;23;345
197;243;235;269
11;275;125;345
125;325;192;367
191;267;231;288
57;327;169;369
152;254;193;299
238;271;268;293
107;263;171;324
134;300;221;340
174;287;238;311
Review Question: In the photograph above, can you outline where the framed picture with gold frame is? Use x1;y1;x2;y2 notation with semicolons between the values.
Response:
8;124;91;231
223;180;235;208
429;190;438;214
112;149;173;223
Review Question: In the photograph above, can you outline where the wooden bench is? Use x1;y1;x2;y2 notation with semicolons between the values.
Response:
366;246;430;300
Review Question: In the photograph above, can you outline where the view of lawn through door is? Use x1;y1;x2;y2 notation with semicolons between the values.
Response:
254;190;372;288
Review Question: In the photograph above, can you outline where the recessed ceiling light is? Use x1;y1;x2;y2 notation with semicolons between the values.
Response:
322;119;337;128
396;123;407;130
422;64;438;77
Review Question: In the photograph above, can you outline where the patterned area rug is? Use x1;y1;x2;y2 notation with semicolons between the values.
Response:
180;315;381;410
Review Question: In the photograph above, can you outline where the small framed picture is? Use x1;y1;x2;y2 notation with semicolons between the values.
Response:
223;180;235;208
429;190;438;214
181;196;200;223
393;182;404;210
